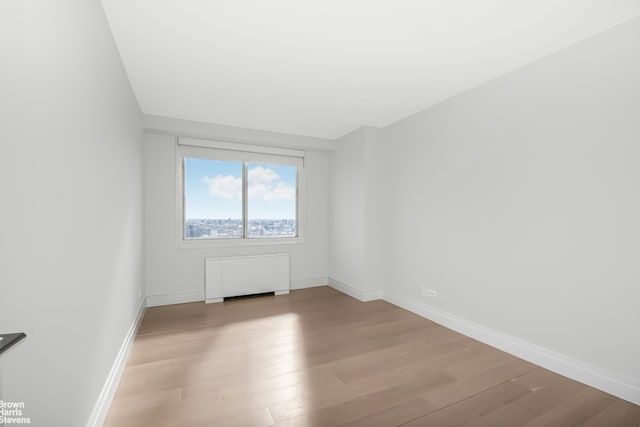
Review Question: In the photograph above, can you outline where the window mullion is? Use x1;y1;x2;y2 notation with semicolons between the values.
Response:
242;162;248;238
295;167;299;238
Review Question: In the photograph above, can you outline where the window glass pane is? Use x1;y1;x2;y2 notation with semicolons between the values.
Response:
184;158;243;239
247;163;297;238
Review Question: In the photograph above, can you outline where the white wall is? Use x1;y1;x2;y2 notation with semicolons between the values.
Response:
328;128;366;290
144;122;330;304
379;16;640;400
328;126;388;300
362;126;390;299
0;1;144;425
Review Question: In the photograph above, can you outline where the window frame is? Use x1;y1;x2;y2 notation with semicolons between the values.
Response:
175;137;306;248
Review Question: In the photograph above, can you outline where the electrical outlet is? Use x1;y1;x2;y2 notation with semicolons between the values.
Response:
421;285;428;297
427;289;437;298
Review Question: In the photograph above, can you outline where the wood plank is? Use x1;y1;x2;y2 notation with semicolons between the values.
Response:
581;399;640;427
104;286;640;427
403;376;534;427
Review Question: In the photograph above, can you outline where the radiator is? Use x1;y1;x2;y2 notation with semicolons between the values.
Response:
205;254;290;303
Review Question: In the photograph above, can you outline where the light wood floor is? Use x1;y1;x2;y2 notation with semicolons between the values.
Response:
105;286;640;427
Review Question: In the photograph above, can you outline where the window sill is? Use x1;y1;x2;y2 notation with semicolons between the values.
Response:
177;236;305;249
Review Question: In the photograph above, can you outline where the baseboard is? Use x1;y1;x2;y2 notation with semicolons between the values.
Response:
384;291;640;406
327;277;382;302
86;299;146;427
146;290;204;307
290;277;328;290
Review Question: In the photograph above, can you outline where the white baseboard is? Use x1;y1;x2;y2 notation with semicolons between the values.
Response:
327;277;382;302
146;290;204;307
384;291;640;406
290;277;328;290
86;299;146;427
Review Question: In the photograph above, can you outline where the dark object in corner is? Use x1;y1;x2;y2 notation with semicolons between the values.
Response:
224;292;275;302
0;333;26;358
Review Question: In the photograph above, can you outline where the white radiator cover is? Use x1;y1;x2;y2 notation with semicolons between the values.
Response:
205;254;290;303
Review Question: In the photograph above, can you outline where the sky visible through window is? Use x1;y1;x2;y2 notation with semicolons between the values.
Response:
185;158;296;220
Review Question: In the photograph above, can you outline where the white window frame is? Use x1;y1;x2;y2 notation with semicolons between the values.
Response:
176;137;306;248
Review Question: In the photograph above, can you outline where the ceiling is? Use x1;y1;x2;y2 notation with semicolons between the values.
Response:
101;1;640;140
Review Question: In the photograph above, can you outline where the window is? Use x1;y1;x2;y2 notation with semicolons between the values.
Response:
184;158;243;239
177;137;304;245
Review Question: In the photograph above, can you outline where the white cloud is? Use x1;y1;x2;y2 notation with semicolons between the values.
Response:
248;166;279;185
265;181;295;201
248;182;268;199
202;175;241;199
248;166;295;202
202;167;294;202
